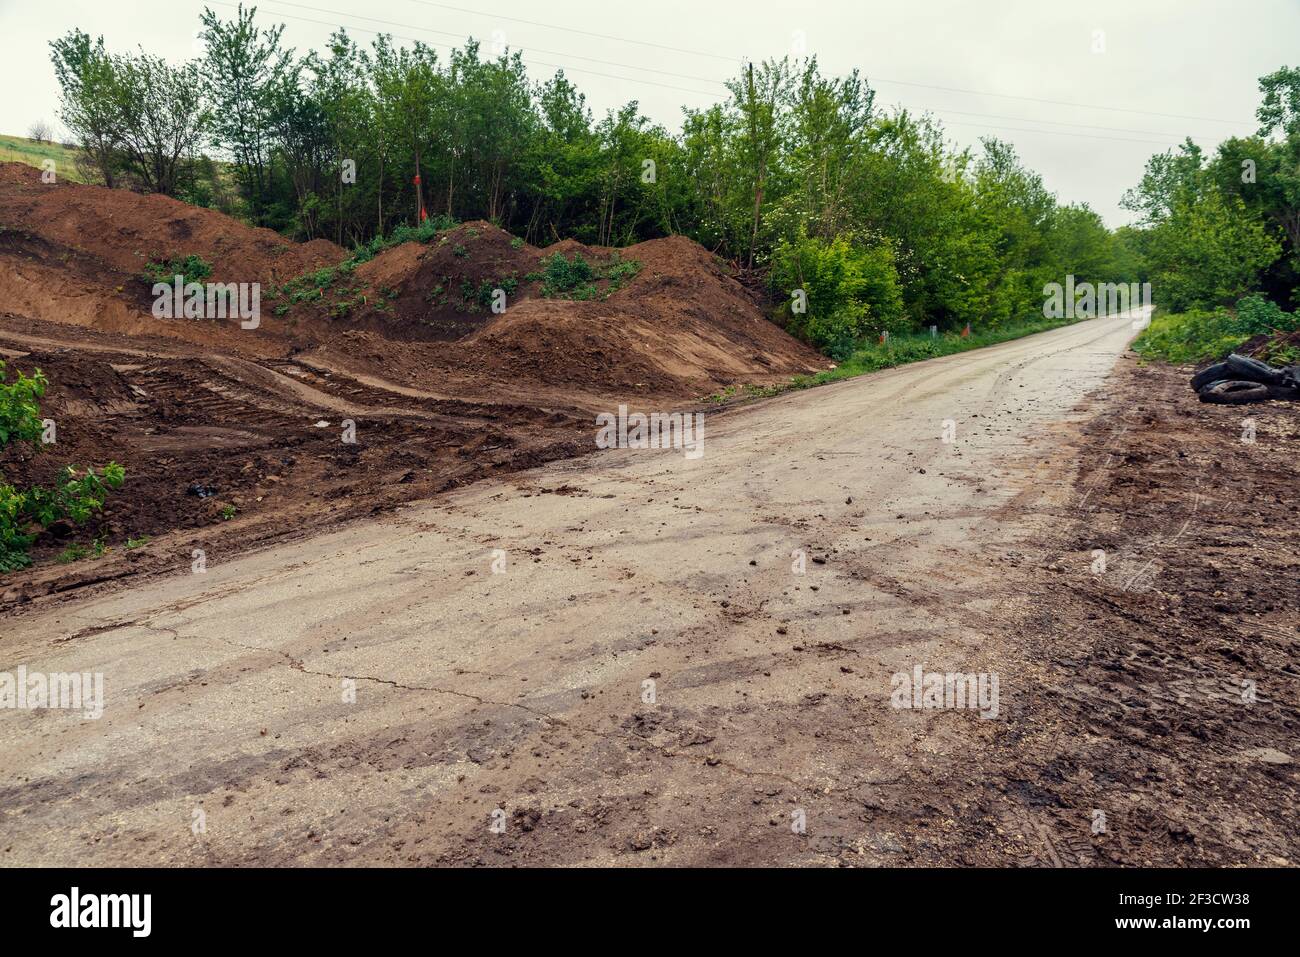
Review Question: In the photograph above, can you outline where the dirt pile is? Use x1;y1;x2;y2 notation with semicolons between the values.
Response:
463;234;826;396
296;221;827;399
0;162;345;284
0;166;828;600
1;162;825;400
0;161;344;353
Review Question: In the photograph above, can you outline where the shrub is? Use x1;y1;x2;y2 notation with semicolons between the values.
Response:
0;359;47;447
1133;294;1300;363
143;254;212;286
539;252;595;297
771;232;905;359
1;360;125;572
533;252;639;299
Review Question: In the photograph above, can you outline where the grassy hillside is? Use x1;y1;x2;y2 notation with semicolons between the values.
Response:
0;134;90;182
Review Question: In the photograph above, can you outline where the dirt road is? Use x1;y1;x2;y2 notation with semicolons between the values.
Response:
2;312;1230;865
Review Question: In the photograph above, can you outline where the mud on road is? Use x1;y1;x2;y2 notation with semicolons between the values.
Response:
0;316;591;609
6;314;1294;867
983;357;1300;867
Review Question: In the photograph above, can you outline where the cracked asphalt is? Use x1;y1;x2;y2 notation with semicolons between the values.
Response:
1;313;1141;865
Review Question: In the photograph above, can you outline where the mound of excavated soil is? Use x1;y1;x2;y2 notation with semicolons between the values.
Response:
0;165;825;401
0;167;828;599
0;162;345;284
304;222;827;399
0;162;346;355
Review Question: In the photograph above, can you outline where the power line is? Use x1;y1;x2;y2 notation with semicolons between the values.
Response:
868;75;1243;127
936;119;1199;148
909;105;1212;143
264;0;730;86
400;0;736;63
202;0;1235;148
206;0;722;98
399;0;1247;127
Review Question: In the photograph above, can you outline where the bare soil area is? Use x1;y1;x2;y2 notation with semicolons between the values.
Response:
972;357;1300;866
0;161;824;607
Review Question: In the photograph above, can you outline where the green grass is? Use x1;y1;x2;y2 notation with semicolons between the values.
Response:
710;313;1088;401
55;536;109;564
1132;294;1299;364
0;134;90;182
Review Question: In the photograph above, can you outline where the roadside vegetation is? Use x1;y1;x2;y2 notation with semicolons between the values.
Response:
47;7;1140;358
1124;67;1300;365
1134;295;1299;364
0;360;124;571
710;313;1083;401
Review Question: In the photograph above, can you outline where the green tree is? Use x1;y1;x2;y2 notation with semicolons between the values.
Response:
49;30;124;187
200;3;293;225
111;52;209;196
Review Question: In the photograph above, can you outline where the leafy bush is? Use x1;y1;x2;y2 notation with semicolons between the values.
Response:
0;484;33;572
143;254;212;285
539;252;595;296
534;252;640;300
771;232;905;359
0;359;47;446
22;463;126;526
1;465;125;572
350;214;457;264
1133;294;1300;363
1;360;125;572
1139;190;1282;313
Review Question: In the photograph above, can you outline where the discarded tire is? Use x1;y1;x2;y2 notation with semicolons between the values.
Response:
1190;362;1231;392
1191;353;1300;403
1197;379;1271;404
1225;353;1287;386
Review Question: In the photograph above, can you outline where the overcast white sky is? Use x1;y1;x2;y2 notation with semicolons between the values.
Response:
2;0;1297;226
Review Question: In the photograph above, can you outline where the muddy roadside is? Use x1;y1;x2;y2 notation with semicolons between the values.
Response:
901;356;1300;867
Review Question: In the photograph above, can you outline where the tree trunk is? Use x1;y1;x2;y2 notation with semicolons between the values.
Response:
413;145;425;224
746;63;763;271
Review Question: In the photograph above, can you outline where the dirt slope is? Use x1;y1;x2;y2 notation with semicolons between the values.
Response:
0;162;824;400
0;162;345;283
288;221;826;399
0;163;825;597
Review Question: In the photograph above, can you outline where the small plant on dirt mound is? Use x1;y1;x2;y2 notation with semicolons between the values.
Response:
461;275;519;312
273;260;364;310
0;360;125;572
348;215;457;264
532;252;641;300
272;217;461;318
538;252;594;297
0;361;46;447
143;254;213;286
